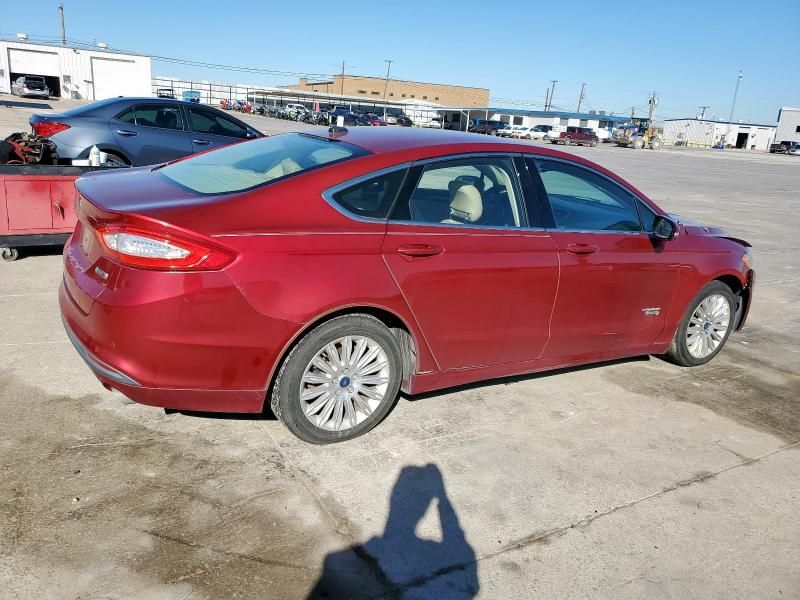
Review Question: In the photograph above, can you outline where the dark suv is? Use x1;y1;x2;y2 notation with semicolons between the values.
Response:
557;126;599;147
469;120;507;135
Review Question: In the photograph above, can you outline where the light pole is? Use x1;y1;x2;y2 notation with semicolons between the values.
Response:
546;80;557;111
382;59;393;120
724;70;743;148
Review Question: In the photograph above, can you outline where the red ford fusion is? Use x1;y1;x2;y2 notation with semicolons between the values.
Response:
60;128;754;444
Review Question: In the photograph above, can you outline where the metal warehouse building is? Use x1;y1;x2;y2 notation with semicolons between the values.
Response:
662;118;776;151
0;39;151;101
774;107;800;144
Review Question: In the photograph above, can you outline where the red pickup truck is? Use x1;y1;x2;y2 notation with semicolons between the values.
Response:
554;126;599;147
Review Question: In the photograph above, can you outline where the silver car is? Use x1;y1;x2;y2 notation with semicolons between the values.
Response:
11;75;50;99
29;97;263;167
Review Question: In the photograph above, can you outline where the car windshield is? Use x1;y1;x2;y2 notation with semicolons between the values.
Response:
159;133;369;195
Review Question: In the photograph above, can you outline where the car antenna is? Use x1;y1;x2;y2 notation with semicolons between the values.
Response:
328;126;348;139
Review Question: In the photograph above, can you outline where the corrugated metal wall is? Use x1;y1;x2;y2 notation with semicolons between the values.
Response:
775;109;800;143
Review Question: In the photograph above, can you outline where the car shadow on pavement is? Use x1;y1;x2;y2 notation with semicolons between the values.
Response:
0;99;54;110
307;463;479;599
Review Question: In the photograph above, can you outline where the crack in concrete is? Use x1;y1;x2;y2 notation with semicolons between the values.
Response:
477;439;800;564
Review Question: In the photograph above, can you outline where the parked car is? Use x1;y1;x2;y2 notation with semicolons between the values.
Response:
285;103;310;116
396;115;414;127
468;120;507;135
769;141;800;154
555;126;599;147
60;128;754;444
512;125;549;140
156;88;176;99
498;125;525;138
384;113;398;125
11;75;50;99
365;113;387;126
788;144;800;156
329;109;360;126
29;97;263;167
182;90;201;103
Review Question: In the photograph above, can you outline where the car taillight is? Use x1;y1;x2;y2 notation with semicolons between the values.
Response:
95;224;236;271
32;122;70;137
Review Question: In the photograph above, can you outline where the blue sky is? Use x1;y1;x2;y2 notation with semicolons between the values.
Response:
3;0;798;123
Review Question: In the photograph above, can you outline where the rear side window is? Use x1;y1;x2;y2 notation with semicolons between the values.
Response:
534;159;642;232
330;170;406;219
188;107;247;139
159;133;368;195
116;104;184;130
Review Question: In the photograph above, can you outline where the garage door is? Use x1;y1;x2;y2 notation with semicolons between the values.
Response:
91;57;139;100
9;48;60;77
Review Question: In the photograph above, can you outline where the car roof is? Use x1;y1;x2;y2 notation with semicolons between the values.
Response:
306;127;528;154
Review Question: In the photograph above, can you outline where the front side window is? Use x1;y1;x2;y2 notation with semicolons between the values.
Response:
159;133;368;195
188;107;247;138
131;104;184;130
330;169;407;219
534;159;642;232
392;157;524;229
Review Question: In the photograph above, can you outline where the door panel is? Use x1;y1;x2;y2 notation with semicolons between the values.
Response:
543;231;679;358
382;155;559;370
110;103;193;165
5;180;52;230
186;106;248;153
50;180;78;229
383;227;559;369
527;157;680;358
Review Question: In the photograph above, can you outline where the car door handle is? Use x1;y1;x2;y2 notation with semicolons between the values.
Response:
566;243;599;255
397;244;444;257
192;139;212;145
115;129;138;137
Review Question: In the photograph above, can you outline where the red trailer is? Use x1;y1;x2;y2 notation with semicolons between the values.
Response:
0;165;103;261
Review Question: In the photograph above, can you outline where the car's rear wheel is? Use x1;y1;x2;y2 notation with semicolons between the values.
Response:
590;139;598;147
563;136;572;145
104;151;131;168
664;281;735;366
270;314;403;444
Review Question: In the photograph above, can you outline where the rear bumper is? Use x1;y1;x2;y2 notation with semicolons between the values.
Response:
58;251;300;413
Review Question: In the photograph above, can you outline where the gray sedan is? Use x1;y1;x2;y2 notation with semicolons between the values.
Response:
30;97;263;167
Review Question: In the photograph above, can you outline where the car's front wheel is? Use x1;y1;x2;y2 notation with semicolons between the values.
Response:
664;281;735;366
270;314;403;444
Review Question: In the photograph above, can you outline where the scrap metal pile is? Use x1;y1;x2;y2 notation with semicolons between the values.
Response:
0;132;58;165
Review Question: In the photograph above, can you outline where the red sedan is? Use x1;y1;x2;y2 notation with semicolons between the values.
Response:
60;128;754;444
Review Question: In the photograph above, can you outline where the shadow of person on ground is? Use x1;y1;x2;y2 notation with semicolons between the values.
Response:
307;463;478;599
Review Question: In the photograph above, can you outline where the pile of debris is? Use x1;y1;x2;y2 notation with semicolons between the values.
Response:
0;132;58;165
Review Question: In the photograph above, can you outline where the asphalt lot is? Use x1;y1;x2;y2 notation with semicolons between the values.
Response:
1;97;799;599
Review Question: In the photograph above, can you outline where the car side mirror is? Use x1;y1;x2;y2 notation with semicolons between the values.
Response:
652;216;677;241
246;130;259;139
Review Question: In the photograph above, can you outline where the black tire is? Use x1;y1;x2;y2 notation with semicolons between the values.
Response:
590;138;598;147
270;314;403;444
103;151;131;168
663;281;735;367
1;247;19;261
563;137;572;145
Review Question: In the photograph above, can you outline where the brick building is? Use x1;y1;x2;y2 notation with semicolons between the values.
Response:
282;75;489;107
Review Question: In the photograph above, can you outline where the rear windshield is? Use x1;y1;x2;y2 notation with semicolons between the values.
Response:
159;133;368;195
24;78;46;90
61;98;123;117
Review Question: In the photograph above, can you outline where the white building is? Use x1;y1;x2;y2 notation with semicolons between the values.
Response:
663;118;776;151
1;39;151;101
774;107;800;144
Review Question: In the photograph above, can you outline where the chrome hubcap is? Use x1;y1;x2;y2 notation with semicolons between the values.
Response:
299;336;390;432
686;294;731;359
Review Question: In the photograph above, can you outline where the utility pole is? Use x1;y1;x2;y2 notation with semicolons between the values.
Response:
544;87;551;111
340;60;346;96
698;105;709;119
576;82;585;113
382;59;393;119
546;80;557;111
630;106;635;120
58;4;66;46
724;70;743;148
647;91;657;126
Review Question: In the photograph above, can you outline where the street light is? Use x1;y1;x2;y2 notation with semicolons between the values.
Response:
724;70;743;148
